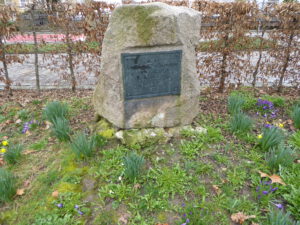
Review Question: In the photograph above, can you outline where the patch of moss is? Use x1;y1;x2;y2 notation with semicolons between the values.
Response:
121;128;169;148
92;119;116;139
116;5;160;45
57;182;81;193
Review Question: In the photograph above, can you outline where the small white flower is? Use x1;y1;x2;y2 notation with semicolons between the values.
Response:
109;190;114;194
118;176;122;181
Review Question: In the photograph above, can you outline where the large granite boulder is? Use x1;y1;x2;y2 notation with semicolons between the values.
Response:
93;2;201;129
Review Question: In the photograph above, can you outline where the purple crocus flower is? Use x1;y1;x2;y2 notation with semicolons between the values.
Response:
181;203;186;207
265;124;272;128
264;180;272;185
181;223;186;225
186;218;190;223
77;210;84;215
183;213;187;217
271;187;278;192
56;203;63;208
74;205;79;209
263;114;267;118
275;203;283;209
256;186;260;192
262;191;269;195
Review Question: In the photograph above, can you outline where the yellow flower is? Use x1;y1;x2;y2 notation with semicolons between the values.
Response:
2;140;8;146
1;148;6;153
278;123;284;128
257;134;263;139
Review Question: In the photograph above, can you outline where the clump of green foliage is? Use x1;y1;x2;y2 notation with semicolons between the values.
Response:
123;152;145;183
258;127;285;152
291;105;300;130
4;144;23;165
262;95;285;108
229;112;253;133
43;101;69;124
227;94;245;114
265;145;294;172
51;118;71;142
267;208;299;225
0;168;16;203
290;131;300;148
180;139;203;159
70;132;96;159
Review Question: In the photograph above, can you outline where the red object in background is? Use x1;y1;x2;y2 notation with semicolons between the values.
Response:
5;34;86;44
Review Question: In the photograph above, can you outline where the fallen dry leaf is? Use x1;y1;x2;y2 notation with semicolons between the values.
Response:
258;171;269;178
52;190;59;198
133;183;141;189
118;212;131;225
231;212;256;224
258;171;286;185
16;189;25;196
269;174;286;185
212;184;222;194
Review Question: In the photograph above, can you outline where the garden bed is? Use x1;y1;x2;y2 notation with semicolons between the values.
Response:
0;88;299;225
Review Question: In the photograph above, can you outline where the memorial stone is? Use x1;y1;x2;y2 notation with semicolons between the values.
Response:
93;2;201;129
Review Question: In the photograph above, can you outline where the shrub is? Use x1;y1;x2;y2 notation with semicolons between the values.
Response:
291;106;300;130
267;208;299;225
265;145;294;172
258;127;285;152
229;112;253;133
227;94;245;114
43;101;68;124
70;132;96;158
0;168;16;203
51;118;71;142
4;144;23;165
290;131;300;149
123;152;145;182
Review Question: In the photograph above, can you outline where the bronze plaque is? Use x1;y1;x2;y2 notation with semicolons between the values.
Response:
122;50;182;100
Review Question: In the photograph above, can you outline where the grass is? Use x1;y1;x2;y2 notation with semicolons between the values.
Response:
229;112;253;133
4;42;101;54
0;89;299;224
258;127;285;152
291;105;300;129
0;168;16;203
197;36;276;52
70;132;96;159
227;94;245;114
4;144;23;165
43;101;69;124
265;145;294;172
123;152;145;183
51;117;71;142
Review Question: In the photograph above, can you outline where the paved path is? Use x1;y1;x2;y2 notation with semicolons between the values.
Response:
0;51;299;90
0;54;98;90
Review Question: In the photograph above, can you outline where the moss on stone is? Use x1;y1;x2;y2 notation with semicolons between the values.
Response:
121;128;169;148
91;119;116;139
115;5;160;45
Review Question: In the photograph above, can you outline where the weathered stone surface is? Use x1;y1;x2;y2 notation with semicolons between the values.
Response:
93;2;201;128
115;128;170;147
